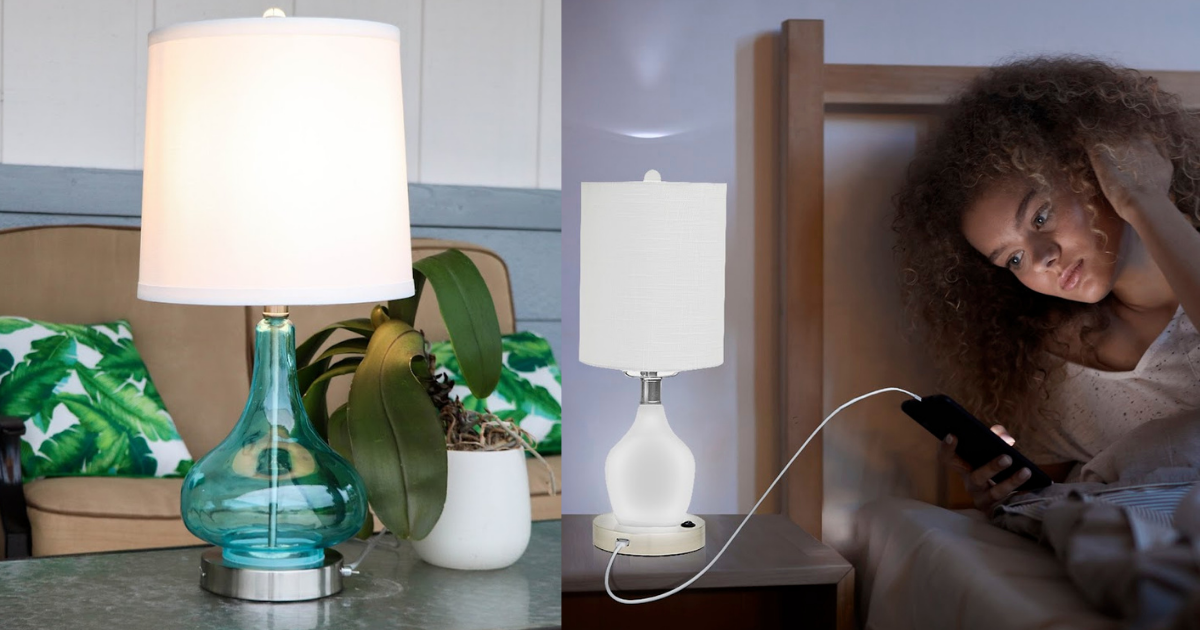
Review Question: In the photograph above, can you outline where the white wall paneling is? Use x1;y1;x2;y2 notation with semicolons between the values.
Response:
420;0;543;188
295;0;423;182
2;0;143;169
0;0;562;192
538;0;562;189
133;0;153;168
0;0;4;164
153;0;296;26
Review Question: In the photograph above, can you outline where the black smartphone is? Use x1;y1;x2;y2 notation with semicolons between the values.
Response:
901;394;1052;492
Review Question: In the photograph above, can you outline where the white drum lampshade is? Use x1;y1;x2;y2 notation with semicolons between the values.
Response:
139;16;413;305
580;170;728;556
579;170;726;372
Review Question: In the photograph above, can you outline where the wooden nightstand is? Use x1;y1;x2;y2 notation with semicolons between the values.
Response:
562;514;854;629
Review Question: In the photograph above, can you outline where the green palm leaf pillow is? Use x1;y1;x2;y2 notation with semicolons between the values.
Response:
428;331;562;455
0;317;193;479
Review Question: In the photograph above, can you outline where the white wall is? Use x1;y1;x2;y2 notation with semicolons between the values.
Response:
0;0;561;190
561;0;1200;536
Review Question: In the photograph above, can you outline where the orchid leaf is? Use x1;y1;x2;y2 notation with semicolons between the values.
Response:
296;318;374;367
313;338;369;364
346;319;446;540
302;358;362;441
328;403;353;463
389;271;427;327
408;250;501;399
297;357;330;399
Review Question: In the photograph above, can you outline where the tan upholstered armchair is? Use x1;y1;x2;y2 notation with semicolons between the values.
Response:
0;225;560;558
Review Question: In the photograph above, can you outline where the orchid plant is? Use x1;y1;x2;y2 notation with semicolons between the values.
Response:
295;249;501;540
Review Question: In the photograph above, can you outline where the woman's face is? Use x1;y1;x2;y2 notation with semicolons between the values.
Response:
961;180;1126;304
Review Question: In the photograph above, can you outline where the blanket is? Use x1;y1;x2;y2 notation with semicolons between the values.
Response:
993;414;1200;629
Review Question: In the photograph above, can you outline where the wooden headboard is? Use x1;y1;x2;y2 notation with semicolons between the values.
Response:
777;19;1200;538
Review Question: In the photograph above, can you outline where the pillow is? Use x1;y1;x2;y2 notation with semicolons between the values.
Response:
428;331;562;455
0;317;194;479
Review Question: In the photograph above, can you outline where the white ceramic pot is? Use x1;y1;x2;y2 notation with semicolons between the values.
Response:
412;449;532;570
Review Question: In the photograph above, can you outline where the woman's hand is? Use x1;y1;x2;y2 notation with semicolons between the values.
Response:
1087;136;1175;221
1091;137;1200;340
938;429;1032;514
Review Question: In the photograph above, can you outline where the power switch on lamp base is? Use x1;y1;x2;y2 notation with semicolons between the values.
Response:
592;513;706;556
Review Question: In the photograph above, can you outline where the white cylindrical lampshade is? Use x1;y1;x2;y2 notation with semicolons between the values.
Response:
579;170;727;372
138;17;413;305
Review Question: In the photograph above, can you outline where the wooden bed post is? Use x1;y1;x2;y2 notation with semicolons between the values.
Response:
779;19;825;538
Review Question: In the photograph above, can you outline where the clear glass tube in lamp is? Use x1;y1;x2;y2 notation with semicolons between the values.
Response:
180;311;367;569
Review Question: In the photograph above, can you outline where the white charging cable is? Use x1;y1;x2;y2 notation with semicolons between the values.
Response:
604;387;923;604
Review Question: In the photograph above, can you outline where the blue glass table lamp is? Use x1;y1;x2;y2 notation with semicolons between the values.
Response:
136;10;413;601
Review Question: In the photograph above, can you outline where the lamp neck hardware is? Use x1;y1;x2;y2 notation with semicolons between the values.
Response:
622;370;678;404
639;371;663;404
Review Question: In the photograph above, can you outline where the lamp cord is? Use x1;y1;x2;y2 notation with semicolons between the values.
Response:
340;527;391;576
604;387;923;604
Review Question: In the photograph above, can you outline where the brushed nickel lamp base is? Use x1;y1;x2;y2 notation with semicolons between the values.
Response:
199;547;344;602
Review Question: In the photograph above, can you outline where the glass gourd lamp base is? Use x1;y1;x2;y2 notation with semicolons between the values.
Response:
595;373;706;556
604;401;696;527
598;373;704;556
180;310;368;573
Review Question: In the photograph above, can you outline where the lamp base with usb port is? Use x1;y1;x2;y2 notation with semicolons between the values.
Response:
592;513;706;556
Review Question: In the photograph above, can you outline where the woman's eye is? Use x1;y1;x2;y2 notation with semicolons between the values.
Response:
1006;252;1023;269
1033;205;1050;228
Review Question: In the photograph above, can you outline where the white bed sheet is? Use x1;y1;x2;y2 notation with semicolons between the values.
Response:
850;498;1118;630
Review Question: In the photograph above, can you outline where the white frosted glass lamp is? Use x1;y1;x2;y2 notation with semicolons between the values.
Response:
580;169;726;556
138;10;411;601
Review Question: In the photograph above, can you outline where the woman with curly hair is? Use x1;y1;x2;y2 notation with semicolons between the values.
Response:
893;57;1200;513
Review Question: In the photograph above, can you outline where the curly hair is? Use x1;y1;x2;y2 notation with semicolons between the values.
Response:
893;56;1200;441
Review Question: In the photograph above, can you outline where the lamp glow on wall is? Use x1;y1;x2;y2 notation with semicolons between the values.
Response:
138;11;411;601
579;169;726;556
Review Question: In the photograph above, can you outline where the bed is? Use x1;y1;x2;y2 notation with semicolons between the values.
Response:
774;18;1200;628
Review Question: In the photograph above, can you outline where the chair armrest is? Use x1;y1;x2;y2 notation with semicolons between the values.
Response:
0;416;31;559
